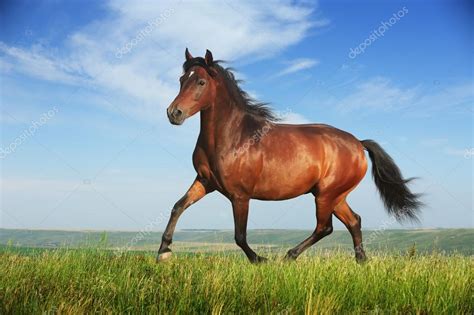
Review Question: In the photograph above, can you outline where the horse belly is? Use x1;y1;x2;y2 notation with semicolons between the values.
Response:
251;163;319;200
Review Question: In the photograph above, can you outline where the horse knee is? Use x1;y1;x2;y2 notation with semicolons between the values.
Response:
316;225;333;237
348;214;362;230
172;192;191;213
171;201;188;217
324;225;333;236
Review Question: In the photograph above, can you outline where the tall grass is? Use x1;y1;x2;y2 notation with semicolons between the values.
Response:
0;249;472;314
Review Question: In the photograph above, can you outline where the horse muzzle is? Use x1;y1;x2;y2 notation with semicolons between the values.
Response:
167;107;185;125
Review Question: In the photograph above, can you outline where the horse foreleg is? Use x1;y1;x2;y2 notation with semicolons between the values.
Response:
157;177;210;262
232;198;267;263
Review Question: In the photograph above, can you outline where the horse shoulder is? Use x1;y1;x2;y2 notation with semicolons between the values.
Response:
192;145;212;181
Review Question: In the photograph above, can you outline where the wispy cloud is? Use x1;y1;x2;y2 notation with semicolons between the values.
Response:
274;58;319;77
333;77;473;115
420;138;471;158
0;42;87;85
0;0;326;122
442;147;469;157
280;112;311;124
335;77;418;112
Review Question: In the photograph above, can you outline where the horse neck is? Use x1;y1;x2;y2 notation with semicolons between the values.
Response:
198;83;246;152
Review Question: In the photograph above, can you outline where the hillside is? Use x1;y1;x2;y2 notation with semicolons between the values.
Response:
1;228;472;254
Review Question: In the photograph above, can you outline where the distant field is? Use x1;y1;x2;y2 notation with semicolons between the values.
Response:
1;228;473;255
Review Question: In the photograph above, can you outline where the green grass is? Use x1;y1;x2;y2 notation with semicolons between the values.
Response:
1;248;472;314
1;229;473;313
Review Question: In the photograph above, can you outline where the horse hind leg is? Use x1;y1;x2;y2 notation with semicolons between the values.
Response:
284;195;334;260
334;200;367;263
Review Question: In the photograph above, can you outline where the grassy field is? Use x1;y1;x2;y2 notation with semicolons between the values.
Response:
1;229;473;313
0;248;472;314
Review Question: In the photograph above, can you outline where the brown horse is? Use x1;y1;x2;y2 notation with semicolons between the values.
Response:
158;49;422;263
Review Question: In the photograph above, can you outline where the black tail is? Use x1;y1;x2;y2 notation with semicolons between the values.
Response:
361;140;422;223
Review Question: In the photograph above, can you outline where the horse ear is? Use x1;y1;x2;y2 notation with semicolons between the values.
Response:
205;49;213;65
185;48;193;61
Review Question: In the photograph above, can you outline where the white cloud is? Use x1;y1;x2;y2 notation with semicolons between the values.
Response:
0;0;325;122
0;42;87;85
411;83;473;115
275;58;319;77
420;139;471;158
334;77;473;115
335;77;418;112
280;112;311;124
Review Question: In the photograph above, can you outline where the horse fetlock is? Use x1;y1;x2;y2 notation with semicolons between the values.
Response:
354;246;367;263
161;235;172;245
356;252;367;264
284;249;298;260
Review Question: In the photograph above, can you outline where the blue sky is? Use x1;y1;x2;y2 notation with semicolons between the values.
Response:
1;0;472;231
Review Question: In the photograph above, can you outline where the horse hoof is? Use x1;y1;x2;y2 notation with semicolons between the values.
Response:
252;256;268;264
356;255;368;264
157;251;173;262
284;250;298;261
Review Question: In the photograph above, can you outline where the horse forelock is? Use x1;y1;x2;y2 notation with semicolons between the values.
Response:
183;57;211;74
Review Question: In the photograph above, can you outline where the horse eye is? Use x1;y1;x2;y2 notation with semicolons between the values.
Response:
198;79;206;86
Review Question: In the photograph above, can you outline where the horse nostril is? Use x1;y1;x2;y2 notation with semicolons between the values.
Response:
173;108;183;118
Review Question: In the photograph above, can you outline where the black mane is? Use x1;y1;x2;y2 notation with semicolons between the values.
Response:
183;58;279;122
